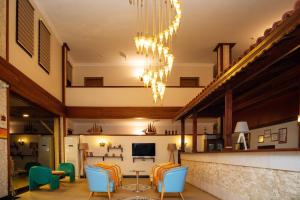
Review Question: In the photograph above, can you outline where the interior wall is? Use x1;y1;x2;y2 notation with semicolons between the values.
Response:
72;64;213;86
80;135;195;175
70;119;214;135
0;80;8;198
0;0;6;59
8;0;62;101
10;134;39;170
249;121;299;149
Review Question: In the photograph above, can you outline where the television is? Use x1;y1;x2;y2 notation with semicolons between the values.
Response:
132;143;156;157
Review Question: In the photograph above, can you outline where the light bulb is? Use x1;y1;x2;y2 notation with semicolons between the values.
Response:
167;54;174;70
164;30;169;42
169;27;174;37
159;69;164;80
157;44;163;56
153;93;158;103
163;47;169;60
151;41;156;54
159;33;164;43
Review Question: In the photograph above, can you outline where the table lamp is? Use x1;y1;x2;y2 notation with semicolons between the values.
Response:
79;143;89;178
234;121;249;150
167;143;177;163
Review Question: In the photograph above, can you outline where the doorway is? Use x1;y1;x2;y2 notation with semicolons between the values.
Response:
9;93;56;191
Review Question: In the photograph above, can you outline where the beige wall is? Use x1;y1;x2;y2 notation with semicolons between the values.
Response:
0;0;6;59
66;87;203;107
72;63;213;86
8;0;62;101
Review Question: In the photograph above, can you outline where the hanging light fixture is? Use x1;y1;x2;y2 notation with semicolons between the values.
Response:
130;0;182;103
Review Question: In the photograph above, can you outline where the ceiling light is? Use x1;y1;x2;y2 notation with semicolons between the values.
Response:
130;0;182;103
22;113;29;118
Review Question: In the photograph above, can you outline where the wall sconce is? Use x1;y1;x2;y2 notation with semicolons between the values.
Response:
298;115;300;123
98;138;106;147
18;138;25;146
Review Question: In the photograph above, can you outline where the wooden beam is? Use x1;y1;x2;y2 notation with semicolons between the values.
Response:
224;89;233;150
62;43;70;105
0;57;64;116
181;118;185;152
66;107;182;119
192;111;197;153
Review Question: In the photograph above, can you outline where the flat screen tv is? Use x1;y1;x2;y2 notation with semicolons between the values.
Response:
132;143;156;157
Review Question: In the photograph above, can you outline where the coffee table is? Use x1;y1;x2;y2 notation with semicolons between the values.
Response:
52;170;65;176
130;170;145;192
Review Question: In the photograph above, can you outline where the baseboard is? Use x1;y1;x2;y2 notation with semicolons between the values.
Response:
123;175;150;178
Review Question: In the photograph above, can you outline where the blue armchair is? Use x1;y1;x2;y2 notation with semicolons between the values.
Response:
158;166;188;200
85;166;114;200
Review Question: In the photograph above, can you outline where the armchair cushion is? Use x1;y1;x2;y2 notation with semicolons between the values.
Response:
29;166;59;190
58;163;75;182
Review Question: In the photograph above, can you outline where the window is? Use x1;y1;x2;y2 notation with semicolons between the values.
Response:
16;0;34;56
84;77;104;87
38;20;51;73
180;77;199;87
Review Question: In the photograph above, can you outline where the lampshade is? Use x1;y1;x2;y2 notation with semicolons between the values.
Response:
234;121;249;133
167;143;177;151
79;143;89;150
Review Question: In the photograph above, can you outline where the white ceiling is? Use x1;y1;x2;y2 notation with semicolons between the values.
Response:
35;0;296;66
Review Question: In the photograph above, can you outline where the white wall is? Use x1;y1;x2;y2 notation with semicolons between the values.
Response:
8;0;62;101
0;80;8;198
66;87;202;107
249;121;299;149
80;135;195;175
70;118;215;135
72;63;213;86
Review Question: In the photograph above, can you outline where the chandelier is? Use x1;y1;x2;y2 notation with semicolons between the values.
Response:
129;0;182;103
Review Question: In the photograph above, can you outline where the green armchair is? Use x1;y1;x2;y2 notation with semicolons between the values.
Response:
58;163;75;182
29;166;59;190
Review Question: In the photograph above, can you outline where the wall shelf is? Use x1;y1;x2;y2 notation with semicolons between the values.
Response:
133;157;155;163
107;146;123;152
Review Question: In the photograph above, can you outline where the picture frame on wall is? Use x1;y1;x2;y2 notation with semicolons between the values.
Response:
278;128;287;144
258;135;264;143
271;133;278;141
0;128;7;139
264;129;271;138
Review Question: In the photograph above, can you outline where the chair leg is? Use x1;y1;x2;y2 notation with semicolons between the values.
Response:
179;192;185;200
108;190;111;200
88;192;93;200
160;186;165;200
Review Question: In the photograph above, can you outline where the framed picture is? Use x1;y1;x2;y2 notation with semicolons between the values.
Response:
258;135;264;143
264;129;271;138
278;128;287;144
271;133;278;142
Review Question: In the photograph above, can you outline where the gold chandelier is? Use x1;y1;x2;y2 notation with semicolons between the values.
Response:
129;0;182;103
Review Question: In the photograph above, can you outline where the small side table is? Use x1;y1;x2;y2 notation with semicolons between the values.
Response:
52;170;65;176
130;170;145;192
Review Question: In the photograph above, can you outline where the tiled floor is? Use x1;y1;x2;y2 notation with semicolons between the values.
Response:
18;178;218;200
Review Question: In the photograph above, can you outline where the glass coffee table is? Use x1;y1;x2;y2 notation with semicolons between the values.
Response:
130;170;145;193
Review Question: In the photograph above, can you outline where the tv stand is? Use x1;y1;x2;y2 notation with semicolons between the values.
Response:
133;157;155;163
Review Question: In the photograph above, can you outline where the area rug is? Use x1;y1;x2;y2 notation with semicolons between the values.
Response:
122;184;151;192
120;196;158;200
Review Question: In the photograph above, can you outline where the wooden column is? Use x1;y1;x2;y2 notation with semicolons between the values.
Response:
298;88;300;148
62;43;70;105
224;89;233;150
181;118;185;152
192;111;198;153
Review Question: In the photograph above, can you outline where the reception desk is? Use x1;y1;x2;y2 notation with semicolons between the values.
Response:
181;150;300;200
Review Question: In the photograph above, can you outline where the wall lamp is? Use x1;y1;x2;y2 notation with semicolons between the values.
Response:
298;115;300;123
18;138;25;146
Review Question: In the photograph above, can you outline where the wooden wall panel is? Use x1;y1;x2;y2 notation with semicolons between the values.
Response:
66;106;182;119
233;90;298;129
